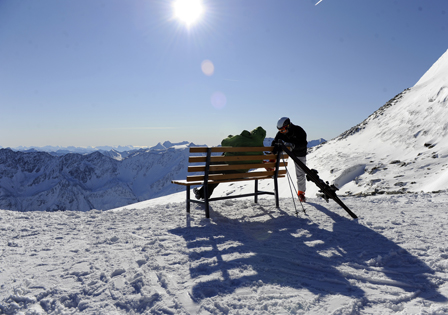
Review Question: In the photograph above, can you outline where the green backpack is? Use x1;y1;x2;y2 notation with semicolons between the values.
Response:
220;126;266;169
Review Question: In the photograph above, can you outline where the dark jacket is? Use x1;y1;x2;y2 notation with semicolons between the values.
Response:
271;123;307;157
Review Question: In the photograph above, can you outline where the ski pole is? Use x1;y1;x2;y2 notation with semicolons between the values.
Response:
282;154;306;216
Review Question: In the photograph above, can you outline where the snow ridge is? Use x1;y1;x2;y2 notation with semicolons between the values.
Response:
336;88;410;141
306;49;448;197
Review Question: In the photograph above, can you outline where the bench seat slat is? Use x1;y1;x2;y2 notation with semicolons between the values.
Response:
187;169;287;182
211;174;286;183
189;153;288;164
171;174;286;186
188;161;287;172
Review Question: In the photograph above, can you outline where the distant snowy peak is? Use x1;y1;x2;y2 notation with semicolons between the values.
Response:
6;142;194;156
148;141;190;151
162;140;190;148
6;145;143;155
6;139;324;156
307;138;326;147
415;48;448;87
150;143;167;151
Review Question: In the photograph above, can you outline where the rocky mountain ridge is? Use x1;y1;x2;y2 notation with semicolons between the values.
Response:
0;145;191;211
307;49;448;197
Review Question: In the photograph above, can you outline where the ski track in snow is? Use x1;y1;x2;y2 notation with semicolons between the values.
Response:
1;193;448;314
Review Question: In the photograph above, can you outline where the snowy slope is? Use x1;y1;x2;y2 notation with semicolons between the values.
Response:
303;49;448;198
1;193;448;314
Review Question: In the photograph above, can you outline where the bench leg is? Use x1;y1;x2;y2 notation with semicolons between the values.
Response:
205;195;210;219
186;186;191;213
274;177;279;208
254;179;258;204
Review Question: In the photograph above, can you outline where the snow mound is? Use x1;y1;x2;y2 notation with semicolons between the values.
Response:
333;164;366;189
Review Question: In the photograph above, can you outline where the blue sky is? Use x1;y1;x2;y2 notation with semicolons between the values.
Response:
0;0;447;148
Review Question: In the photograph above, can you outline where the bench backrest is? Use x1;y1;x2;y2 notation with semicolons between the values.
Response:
186;146;288;183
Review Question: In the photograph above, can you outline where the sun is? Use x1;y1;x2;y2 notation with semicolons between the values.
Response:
172;0;204;26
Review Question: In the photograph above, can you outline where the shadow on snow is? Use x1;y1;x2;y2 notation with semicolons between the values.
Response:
169;201;447;304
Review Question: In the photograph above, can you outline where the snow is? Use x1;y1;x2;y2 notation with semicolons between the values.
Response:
333;164;366;190
1;192;448;314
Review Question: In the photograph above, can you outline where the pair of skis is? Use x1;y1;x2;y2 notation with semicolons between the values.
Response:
278;142;358;219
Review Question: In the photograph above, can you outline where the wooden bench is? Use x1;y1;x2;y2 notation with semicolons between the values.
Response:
171;146;288;218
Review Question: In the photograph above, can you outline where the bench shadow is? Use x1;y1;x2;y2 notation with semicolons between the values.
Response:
170;202;447;304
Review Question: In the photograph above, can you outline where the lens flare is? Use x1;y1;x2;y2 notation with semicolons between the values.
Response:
211;91;226;110
201;60;214;76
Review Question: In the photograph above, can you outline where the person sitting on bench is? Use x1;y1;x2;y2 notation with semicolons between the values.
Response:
193;126;266;200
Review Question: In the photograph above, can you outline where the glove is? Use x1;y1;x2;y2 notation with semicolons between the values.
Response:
272;143;281;155
263;159;276;172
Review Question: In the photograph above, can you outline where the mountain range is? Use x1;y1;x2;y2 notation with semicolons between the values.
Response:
1;48;448;212
0;137;325;212
0;142;192;211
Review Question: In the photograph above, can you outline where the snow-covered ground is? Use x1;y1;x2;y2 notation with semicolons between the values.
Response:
1;191;448;314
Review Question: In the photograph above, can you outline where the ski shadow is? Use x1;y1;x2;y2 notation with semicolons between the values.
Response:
170;201;446;303
306;201;447;302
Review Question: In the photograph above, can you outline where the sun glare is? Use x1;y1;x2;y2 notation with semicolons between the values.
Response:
173;0;204;26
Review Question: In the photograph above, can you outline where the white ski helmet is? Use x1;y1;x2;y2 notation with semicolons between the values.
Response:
277;117;290;129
